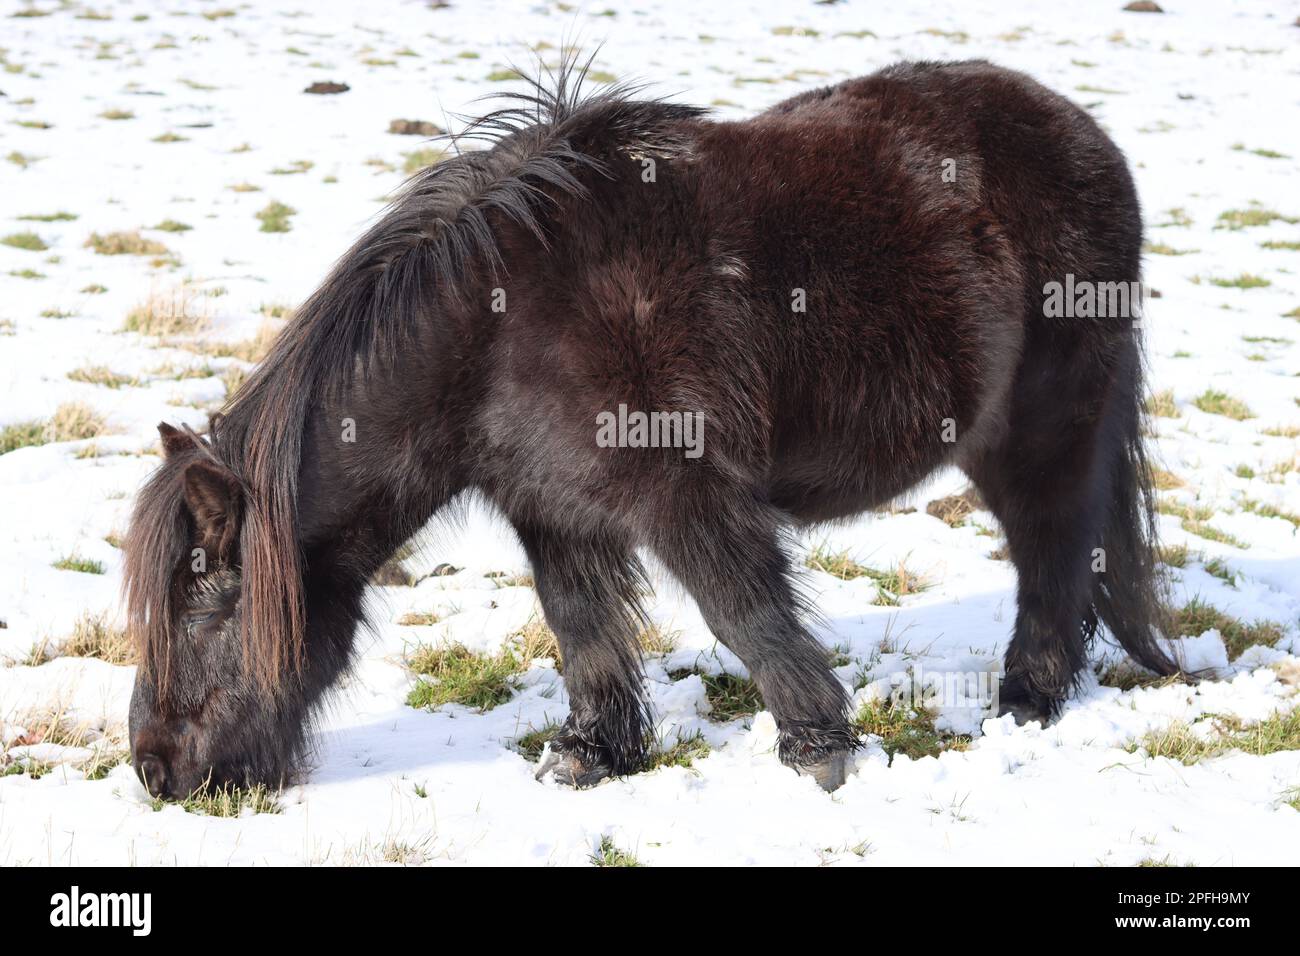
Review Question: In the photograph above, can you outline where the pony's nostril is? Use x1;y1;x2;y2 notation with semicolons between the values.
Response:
137;753;168;797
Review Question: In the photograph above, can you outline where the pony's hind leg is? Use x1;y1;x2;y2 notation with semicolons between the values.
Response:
967;450;1100;722
978;487;1098;725
643;487;858;790
966;336;1172;723
513;521;651;787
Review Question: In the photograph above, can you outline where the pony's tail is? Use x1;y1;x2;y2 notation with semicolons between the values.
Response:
1089;346;1182;678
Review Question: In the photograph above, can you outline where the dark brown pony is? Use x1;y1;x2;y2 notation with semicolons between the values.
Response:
124;57;1178;798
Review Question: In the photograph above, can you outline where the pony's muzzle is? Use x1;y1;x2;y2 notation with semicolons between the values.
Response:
135;753;169;798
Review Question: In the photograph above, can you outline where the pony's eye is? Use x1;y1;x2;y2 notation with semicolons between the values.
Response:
184;612;216;635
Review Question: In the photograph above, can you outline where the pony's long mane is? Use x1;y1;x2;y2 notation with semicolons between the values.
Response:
124;54;705;696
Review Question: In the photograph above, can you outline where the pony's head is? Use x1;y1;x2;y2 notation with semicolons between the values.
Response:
124;421;307;799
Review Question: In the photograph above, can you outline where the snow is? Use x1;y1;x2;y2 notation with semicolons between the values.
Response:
2;0;1299;865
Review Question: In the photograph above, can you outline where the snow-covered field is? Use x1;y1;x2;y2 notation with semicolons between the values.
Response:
2;0;1299;866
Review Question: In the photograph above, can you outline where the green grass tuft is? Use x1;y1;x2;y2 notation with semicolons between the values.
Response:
0;421;47;454
854;697;969;761
1156;543;1190;568
1098;663;1184;691
1156;500;1249;548
16;211;76;222
0;402;107;454
7;151;40;169
1;230;48;251
670;669;762;721
513;723;560;759
1216;207;1297;230
1192;389;1253;420
123;288;207;336
1171;597;1284;660
1207;273;1271;290
402;148;446;174
82;749;130;781
255;200;296;233
52;555;106;575
269;159;313;175
1132;708;1300;765
2;759;56;780
647;732;711;770
1145;389;1180;418
1144;241;1197;256
1242;498;1300;528
84;230;170;256
805;546;930;605
638;623;677;655
590;836;643;867
1233;143;1289;160
1155;207;1193;228
406;644;522;712
1202;556;1238;585
169;784;280;816
67;366;138;389
1261;424;1300;438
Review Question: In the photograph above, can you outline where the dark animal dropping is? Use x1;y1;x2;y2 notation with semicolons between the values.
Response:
304;81;349;95
389;118;443;136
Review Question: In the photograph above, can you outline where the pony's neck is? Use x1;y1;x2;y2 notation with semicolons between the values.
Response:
259;380;461;708
292;354;464;578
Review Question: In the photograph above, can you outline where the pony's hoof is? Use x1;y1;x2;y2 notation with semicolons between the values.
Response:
794;751;850;792
535;746;614;789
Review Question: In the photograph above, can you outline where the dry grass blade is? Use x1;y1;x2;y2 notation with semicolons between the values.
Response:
124;286;209;336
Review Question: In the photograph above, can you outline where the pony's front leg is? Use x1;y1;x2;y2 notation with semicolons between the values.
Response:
643;484;860;790
513;520;651;787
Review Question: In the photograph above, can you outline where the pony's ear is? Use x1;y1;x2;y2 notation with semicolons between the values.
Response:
181;459;243;560
157;422;191;458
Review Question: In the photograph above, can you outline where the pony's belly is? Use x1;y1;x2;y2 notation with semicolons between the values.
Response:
768;425;952;524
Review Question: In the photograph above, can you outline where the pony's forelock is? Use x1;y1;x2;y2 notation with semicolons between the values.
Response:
122;429;205;696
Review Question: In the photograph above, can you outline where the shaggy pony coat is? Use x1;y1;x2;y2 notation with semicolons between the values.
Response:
125;57;1176;797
